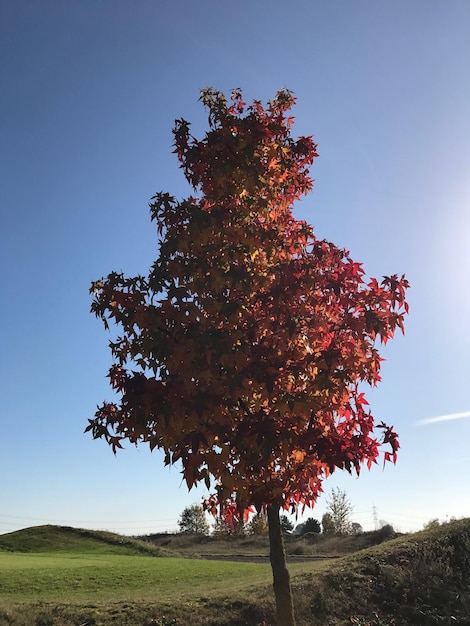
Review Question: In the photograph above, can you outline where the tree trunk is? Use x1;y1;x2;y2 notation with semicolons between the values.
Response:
267;504;296;626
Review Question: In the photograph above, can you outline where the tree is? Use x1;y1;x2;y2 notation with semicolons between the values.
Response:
376;523;395;541
303;517;321;534
212;515;245;538
321;512;335;534
248;512;269;535
351;522;363;535
280;514;294;534
178;504;210;535
87;88;408;625
325;488;354;535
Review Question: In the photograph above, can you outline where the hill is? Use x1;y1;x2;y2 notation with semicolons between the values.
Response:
0;519;469;624
0;524;168;557
294;517;470;625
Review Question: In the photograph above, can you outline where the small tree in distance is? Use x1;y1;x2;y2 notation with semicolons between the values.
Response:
280;514;294;534
87;88;408;625
213;514;245;538
248;512;269;535
303;518;321;534
178;504;210;535
322;512;335;534
325;488;354;535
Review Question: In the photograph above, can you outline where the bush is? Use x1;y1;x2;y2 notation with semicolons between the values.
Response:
303;517;321;534
367;524;395;545
377;524;395;541
424;518;441;531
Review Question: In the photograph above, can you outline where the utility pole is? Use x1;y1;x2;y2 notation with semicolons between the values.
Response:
372;504;379;530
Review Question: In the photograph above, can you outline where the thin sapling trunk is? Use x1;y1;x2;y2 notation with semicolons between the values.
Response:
267;504;296;626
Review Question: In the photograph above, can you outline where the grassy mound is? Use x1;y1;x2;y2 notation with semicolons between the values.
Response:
0;525;169;557
292;517;470;625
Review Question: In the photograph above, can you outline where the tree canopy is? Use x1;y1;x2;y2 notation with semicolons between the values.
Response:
324;487;354;534
178;504;210;535
87;87;408;523
303;518;322;534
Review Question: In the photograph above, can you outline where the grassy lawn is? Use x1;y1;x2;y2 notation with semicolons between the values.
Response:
0;530;328;626
0;548;324;625
1;521;469;625
0;552;282;603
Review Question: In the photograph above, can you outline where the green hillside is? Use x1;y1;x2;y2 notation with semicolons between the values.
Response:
0;519;469;625
295;517;470;625
0;524;167;556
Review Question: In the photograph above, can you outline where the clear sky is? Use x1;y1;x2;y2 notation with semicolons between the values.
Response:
1;1;469;537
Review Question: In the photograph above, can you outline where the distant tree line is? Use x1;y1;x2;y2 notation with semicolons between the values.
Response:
177;489;366;537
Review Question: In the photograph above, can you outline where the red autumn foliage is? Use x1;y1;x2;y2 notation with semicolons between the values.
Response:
87;88;408;523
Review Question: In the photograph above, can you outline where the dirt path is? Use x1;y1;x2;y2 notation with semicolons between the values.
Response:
197;554;338;563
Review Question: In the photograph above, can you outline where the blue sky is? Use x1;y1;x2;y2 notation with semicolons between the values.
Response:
1;1;469;536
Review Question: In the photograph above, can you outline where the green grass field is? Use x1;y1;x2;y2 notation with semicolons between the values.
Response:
0;526;321;625
1;521;470;625
0;551;279;602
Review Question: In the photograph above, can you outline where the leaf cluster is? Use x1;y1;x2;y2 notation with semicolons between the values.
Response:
87;88;409;522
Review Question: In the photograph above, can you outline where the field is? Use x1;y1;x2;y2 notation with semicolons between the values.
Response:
0;520;469;625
